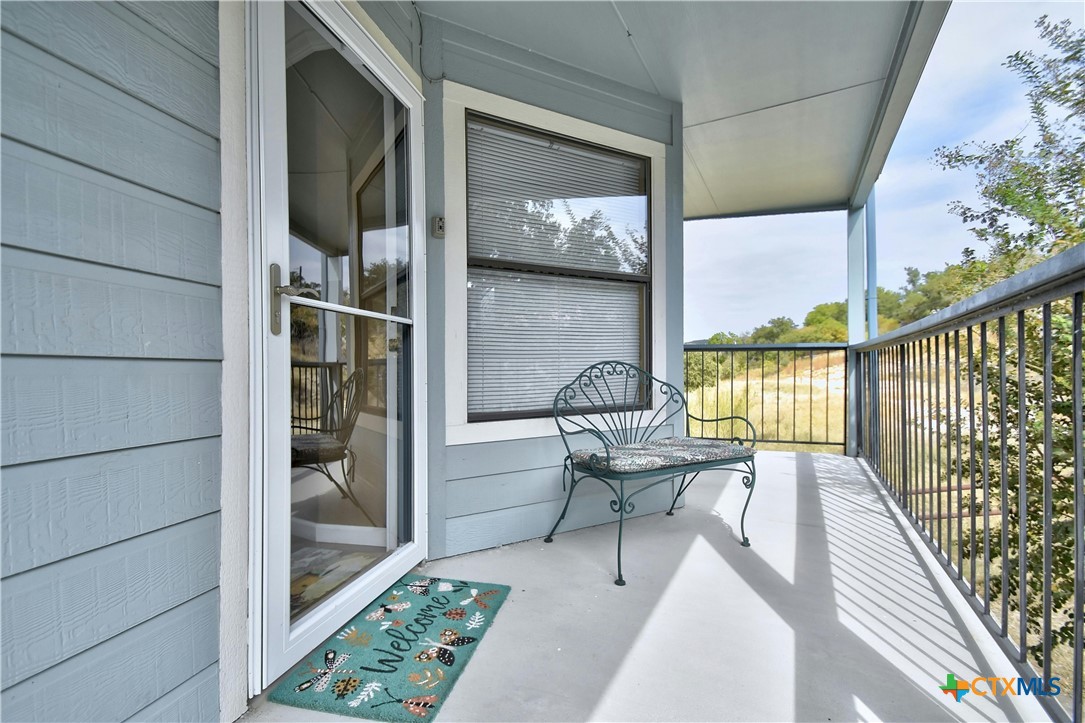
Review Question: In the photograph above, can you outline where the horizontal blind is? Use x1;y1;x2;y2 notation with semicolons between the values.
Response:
467;269;644;416
467;117;648;275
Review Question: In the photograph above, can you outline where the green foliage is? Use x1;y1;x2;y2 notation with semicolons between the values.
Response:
707;331;747;345
289;268;322;359
783;319;847;343
923;17;1082;670
749;316;797;344
803;301;847;328
934;16;1084;267
877;287;904;321
942;18;1084;663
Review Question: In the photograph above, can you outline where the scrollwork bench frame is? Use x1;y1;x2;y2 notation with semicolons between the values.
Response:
544;360;757;586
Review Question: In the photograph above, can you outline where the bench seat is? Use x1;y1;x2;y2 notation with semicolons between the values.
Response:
571;437;755;475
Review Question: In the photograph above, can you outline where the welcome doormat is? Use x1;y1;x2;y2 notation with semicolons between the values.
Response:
269;573;510;721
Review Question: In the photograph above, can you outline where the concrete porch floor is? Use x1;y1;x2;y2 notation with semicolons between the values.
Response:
246;452;1051;722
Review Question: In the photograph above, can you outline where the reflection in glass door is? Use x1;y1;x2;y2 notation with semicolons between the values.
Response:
284;2;411;621
255;0;425;686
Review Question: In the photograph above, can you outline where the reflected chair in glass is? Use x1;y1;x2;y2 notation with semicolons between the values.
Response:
290;368;366;509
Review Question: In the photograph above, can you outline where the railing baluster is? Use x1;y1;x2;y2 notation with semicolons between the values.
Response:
935;334;943;556
825;350;831;445
809;350;814;443
1041;302;1053;685
700;351;706;436
915;338;924;518
981;321;991;614
746;350;751;440
955;329;963;580
777;350;781;444
914;340;922;521
998;316;1009;637
1072;290;1083;723
715;351;720;439
902;342;910;512
945;332;953;566
968;326;977;595
760;351;765;439
920;334;928;531
1018;309;1028;663
731;352;735;441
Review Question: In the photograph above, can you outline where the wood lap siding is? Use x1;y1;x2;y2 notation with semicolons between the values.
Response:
442;426;675;556
0;2;222;721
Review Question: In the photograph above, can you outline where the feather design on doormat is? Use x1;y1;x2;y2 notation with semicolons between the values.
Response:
372;689;439;718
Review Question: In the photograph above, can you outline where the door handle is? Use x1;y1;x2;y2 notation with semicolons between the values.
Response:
269;263;318;335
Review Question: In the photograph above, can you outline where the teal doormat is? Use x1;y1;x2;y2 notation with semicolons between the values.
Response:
269;573;510;721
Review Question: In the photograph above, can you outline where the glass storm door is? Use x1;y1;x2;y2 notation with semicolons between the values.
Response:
252;1;427;688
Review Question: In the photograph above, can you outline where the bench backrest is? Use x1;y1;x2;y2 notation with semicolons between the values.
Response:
553;361;685;455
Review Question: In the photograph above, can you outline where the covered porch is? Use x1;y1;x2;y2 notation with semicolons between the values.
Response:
248;450;1049;722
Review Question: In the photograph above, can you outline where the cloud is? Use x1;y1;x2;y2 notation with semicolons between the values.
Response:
684;212;846;340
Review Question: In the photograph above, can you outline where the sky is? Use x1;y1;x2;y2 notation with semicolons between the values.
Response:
683;0;1084;343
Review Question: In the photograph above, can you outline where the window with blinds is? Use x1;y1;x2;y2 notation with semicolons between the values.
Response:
466;113;650;420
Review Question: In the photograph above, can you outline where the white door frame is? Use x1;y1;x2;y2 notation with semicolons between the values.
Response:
247;0;428;692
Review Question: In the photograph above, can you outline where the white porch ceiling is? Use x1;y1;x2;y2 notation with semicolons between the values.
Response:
416;1;949;219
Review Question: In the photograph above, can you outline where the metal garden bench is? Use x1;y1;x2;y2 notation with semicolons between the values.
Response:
544;360;757;585
291;368;366;509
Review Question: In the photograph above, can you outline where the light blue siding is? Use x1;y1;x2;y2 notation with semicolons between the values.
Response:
0;2;222;720
126;664;220;723
436;19;674;145
1;2;219;136
444;483;679;558
1;439;221;577
1;247;222;359
2;32;220;210
1;140;222;285
359;1;417;68
1;357;222;465
0;592;220;723
443;429;685;555
120;1;219;66
1;515;220;688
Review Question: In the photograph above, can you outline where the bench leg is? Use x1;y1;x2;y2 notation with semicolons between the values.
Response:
614;480;626;586
544;461;576;543
666;472;700;515
739;460;756;547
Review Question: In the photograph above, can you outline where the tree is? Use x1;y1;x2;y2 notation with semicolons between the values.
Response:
749;316;797;344
934;17;1084;275
803;301;847;327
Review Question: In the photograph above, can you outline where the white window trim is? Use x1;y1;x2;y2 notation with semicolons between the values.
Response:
443;81;669;446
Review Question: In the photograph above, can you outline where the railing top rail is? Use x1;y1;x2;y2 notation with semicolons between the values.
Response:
290;360;345;368
683;342;849;352
853;244;1084;352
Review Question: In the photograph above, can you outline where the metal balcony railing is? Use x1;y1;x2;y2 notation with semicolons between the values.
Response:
683;343;848;450
853;247;1084;721
684;248;1082;719
291;359;389;435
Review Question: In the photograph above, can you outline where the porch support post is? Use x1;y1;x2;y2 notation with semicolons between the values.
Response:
846;205;866;457
864;187;879;462
865;186;878;337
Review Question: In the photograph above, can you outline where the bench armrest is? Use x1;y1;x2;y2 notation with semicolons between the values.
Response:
557;426;615;474
686;414;757;448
